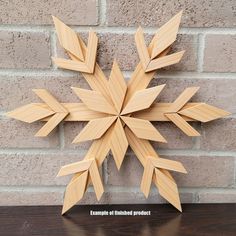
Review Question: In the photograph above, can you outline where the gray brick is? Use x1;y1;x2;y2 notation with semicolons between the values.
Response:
107;155;235;187
0;0;98;25
203;35;236;72
107;0;236;27
0;31;51;69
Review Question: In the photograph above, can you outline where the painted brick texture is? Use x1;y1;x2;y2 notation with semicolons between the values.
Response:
0;0;235;206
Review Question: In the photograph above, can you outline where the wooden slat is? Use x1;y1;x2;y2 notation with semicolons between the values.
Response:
165;113;200;136
150;157;187;173
121;116;167;143
146;51;185;72
169;87;200;112
140;157;154;198
62;170;88;215
135;26;150;69
57;159;93;177
108;60;127;113
52;57;91;73
178;103;231;122
72;87;117;115
125;126;181;210
124;42;169;106
151;11;183;59
33;89;67;113
89;160;104;200
84;30;98;73
121;84;165;115
72;116;116;143
110;118;128;170
133;103;198;121
52;16;84;61
154;169;182;212
35;113;67;137
6;104;55;123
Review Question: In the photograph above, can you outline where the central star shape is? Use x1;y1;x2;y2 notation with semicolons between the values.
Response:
71;60;167;169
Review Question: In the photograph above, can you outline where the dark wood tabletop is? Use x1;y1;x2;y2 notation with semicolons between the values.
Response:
0;204;235;236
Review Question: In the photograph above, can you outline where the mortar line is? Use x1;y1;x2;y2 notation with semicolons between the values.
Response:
58;123;65;149
1;69;236;79
0;185;235;193
0;24;235;34
197;33;205;72
99;0;107;26
0;147;235;157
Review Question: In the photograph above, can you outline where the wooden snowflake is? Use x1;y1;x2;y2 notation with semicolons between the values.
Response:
6;11;230;214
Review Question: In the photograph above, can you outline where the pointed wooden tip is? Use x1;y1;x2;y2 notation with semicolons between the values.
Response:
51;15;58;23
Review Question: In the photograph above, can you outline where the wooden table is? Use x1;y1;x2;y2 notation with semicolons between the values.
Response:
0;204;235;235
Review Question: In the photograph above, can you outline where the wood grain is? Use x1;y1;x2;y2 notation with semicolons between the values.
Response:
72;116;116;143
108;60;127;113
121;84;165;115
121;116;167;142
72;87;117;115
165;113;200;136
110;118;128;170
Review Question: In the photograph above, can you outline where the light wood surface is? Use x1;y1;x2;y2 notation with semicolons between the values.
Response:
151;11;183;59
6;104;55;123
169;87;200;112
72;116;116;143
135;26;150;69
35;113;67;137
52;16;84;61
89;160;104;200
121;84;165;115
108;60;127;113
179;103;231;122
57;159;94;177
62;170;88;215
146;51;185;72
72;87;117;115
110;118;128;169
165;113;200;136
121;116;167;143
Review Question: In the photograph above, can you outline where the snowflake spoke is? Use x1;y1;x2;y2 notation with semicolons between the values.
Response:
165;113;200;136
72;116;116;143
108;60;127;113
110;118;129;170
72;87;117;115
121;116;167;143
121;84;165;115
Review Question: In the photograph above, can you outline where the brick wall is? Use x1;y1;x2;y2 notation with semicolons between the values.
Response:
0;0;236;206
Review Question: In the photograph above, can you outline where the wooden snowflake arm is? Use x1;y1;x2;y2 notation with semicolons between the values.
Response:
135;25;184;72
133;103;198;121
52;16;84;61
108;60;127;113
61;126;114;214
150;11;183;59
168;87;200;112
71;87;117;115
72;116;116;143
125;126;183;211
6;103;55;123
121;84;165;115
62;170;88;215
110;119;128;170
124;11;183;105
7;89;69;137
165;113;200;137
121;116;167;143
178;103;231;122
53;17;112;104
